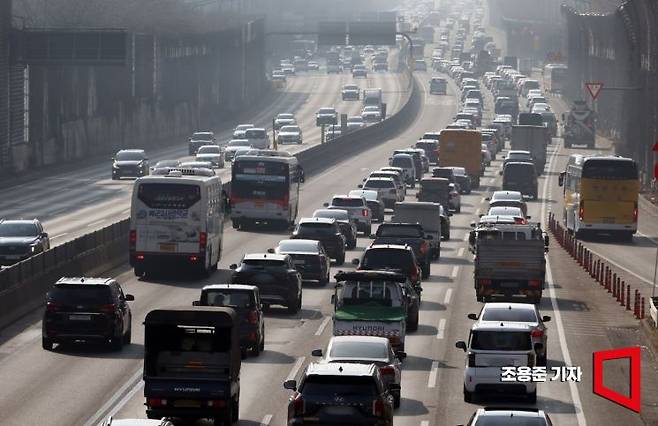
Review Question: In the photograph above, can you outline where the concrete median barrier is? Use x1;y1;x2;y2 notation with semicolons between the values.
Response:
0;74;420;330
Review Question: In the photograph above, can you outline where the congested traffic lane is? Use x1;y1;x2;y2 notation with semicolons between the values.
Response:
0;56;405;250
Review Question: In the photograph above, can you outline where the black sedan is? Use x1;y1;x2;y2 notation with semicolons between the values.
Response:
272;239;331;285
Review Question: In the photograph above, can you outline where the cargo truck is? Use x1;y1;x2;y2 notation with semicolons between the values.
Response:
469;223;549;304
439;129;482;188
511;125;548;175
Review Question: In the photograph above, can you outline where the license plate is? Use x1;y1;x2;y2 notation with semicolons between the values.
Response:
173;400;201;408
69;314;91;321
255;200;264;207
159;243;176;252
500;282;518;288
323;406;355;415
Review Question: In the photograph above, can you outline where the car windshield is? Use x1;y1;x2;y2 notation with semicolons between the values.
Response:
349;190;377;201
391;156;412;167
471;331;532;351
314;210;349;221
48;284;112;304
450;167;466;176
242;259;287;268
0;222;39;237
297;223;335;235
115;151;144;161
192;133;213;141
347;117;364;123
332;198;364;207
235;125;254;131
245;129;266;138
197;146;220;154
344;85;358;90
507;153;532;161
280;126;300;133
339;280;403;307
154;160;179;168
365;179;394;189
361;249;411;272
228;140;251;147
300;376;377;398
363;106;379;112
378;226;423;237
329;341;388;359
481;308;538;323
277;114;294;119
319;108;335;114
204;290;254;308
474;416;547;426
278;240;319;253
488;207;523;216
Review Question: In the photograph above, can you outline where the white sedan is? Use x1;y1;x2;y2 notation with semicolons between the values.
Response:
361;105;383;123
195;145;224;168
277;125;303;144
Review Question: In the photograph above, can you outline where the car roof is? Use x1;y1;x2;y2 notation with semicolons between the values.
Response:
329;335;390;345
471;321;533;332
491;191;523;200
507;150;532;156
365;177;395;182
0;218;39;224
116;149;145;154
482;302;537;312
242;253;288;261
55;277;113;286
477;407;545;418
277;239;320;249
332;194;363;200
305;362;377;377
202;284;258;292
299;217;335;224
106;419;173;426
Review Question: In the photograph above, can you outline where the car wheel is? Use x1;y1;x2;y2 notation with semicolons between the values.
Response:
463;386;474;403
445;231;451;241
537;351;547;367
232;220;240;230
251;340;260;357
231;396;239;423
336;252;345;266
123;321;132;345
111;328;124;351
393;392;401;409
42;337;53;351
421;263;430;279
348;239;357;250
527;390;537;404
259;327;265;352
288;297;301;314
319;273;329;286
456;205;461;213
133;266;144;278
407;313;419;332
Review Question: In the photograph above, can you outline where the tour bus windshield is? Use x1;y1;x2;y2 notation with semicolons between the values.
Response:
137;183;201;209
582;159;638;180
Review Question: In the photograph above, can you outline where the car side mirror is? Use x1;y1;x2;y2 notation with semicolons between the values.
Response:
357;184;363;188
192;300;200;306
499;170;503;175
283;379;297;391
41;232;49;238
125;294;135;301
467;313;478;320
534;342;544;353
396;351;407;360
267;248;275;254
331;294;336;304
470;222;476;227
448;213;453;217
479;214;484;218
229;264;238;270
369;234;376;239
542;315;552;322
455;341;467;351
485;197;490;201
526;215;532;220
352;258;360;265
323;202;329;207
311;349;323;357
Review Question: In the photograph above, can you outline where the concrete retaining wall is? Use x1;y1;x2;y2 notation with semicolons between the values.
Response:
0;74;420;330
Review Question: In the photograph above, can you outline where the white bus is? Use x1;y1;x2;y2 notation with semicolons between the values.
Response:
129;168;225;277
543;63;568;93
230;153;302;229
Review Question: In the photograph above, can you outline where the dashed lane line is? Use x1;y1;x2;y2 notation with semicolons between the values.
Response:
314;316;331;336
443;288;453;305
286;356;306;382
260;414;273;425
436;318;446;340
451;266;460;278
457;247;465;257
427;361;439;388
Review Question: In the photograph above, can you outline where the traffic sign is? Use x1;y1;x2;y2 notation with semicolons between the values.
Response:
585;82;604;100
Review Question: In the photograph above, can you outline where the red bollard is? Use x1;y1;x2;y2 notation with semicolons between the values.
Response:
612;273;617;296
641;297;646;319
616;277;621;302
595;260;600;281
605;267;610;291
620;282;625;305
626;286;631;310
634;290;640;318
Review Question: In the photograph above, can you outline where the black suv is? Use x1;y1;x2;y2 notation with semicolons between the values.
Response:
354;244;422;293
230;253;303;314
432;167;461;192
284;362;395;426
194;284;265;357
291;218;346;265
42;277;134;351
0;219;50;265
111;149;149;179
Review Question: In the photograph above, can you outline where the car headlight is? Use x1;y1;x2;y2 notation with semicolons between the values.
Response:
112;163;119;169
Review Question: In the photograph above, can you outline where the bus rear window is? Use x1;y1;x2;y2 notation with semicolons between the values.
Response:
137;183;201;209
582;160;638;180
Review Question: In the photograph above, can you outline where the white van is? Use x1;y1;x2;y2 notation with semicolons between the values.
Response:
244;128;270;149
129;168;225;277
389;154;417;187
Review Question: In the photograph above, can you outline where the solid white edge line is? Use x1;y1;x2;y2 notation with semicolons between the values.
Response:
542;139;587;426
451;265;460;278
83;369;143;426
457;247;465;257
286;356;306;382
582;244;653;286
101;380;145;424
427;361;439;388
261;414;273;425
443;288;453;305
315;316;331;336
86;219;106;227
51;233;68;239
421;421;430;426
436;318;446;340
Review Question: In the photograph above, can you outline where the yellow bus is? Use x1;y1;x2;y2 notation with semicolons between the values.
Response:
559;154;639;241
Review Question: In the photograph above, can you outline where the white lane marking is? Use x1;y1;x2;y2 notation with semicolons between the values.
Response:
457;247;465;257
421;421;430;426
82;369;142;426
51;233;68;239
582;244;653;286
542;140;587;426
436;318;446;339
122;209;130;215
475;208;481;216
463;233;469;242
451;266;460;278
480;198;486;204
637;231;658;246
443;288;453;305
427;361;439;388
315;316;331;336
286;356;306;381
101;380;145;424
86;219;106;227
261;414;273;425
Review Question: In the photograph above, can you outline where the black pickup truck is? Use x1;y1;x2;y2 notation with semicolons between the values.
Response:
370;223;433;279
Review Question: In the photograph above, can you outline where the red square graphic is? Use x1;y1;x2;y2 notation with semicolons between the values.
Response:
593;346;641;413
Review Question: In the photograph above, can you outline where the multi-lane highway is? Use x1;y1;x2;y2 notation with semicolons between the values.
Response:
1;11;658;426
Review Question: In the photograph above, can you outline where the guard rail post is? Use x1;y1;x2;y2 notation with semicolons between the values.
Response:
612;273;617;296
626;286;631;310
641;297;645;319
620;281;625;306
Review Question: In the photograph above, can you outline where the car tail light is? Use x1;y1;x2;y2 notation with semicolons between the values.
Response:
380;366;395;376
410;267;419;283
207;399;226;407
528;279;541;288
531;328;544;337
372;398;385;417
98;304;116;314
247;310;259;325
129;230;136;251
527;353;535;367
578;201;585;221
199;232;207;254
514;217;526;224
467;352;476;367
419;241;428;254
478;279;492;286
46;301;61;313
147;398;167;407
292;394;304;416
633;202;638;223
362;208;369;217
